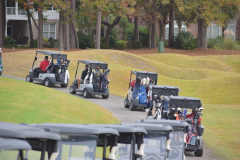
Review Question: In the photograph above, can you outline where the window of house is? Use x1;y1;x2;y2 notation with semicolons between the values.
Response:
165;21;186;39
207;21;236;40
43;23;56;39
47;5;57;10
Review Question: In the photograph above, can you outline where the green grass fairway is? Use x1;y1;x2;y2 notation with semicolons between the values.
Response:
2;49;240;160
0;76;120;124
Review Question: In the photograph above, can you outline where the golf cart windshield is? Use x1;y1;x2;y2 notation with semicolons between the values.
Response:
131;71;158;84
143;132;167;160
78;60;108;70
57;135;97;160
169;131;184;160
116;143;132;160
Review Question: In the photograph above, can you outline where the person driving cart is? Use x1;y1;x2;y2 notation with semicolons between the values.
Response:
77;64;89;88
34;56;49;76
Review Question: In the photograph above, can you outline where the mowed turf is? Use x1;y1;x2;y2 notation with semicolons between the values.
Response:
2;49;240;160
0;76;120;124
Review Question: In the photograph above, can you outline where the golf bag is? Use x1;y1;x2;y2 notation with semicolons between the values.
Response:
93;69;101;92
139;86;147;104
101;69;110;92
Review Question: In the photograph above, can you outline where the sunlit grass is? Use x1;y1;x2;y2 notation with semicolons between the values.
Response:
0;76;120;124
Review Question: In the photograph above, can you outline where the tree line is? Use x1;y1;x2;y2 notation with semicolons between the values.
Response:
0;0;239;50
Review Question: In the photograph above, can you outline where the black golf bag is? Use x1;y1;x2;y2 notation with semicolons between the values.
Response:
93;70;102;92
101;69;110;92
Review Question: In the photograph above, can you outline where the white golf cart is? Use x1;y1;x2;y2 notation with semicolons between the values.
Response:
70;60;110;99
26;50;70;87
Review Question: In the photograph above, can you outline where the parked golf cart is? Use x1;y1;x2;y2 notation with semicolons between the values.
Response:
0;137;32;160
0;122;61;160
88;124;147;160
0;46;3;76
138;119;189;160
122;123;173;160
124;71;158;111
161;96;204;157
34;123;119;160
26;50;70;87
151;85;180;119
70;60;110;99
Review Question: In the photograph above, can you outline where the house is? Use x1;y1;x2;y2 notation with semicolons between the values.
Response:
5;0;59;44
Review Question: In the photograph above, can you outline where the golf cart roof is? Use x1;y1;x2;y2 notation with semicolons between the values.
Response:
152;85;180;96
122;123;173;132
0;137;32;151
87;124;147;134
137;119;188;130
36;123;119;136
131;71;158;81
78;60;108;69
36;50;68;60
163;96;202;109
0;122;61;141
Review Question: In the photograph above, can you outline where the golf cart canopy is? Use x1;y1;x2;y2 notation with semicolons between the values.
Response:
0;137;32;151
0;122;60;141
78;60;108;69
122;123;173;132
152;85;180;96
87;124;147;135
163;96;202;109
131;71;158;82
37;123;119;136
36;50;68;60
138;119;188;132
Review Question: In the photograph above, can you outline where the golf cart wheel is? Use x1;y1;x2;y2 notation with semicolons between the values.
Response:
83;89;90;98
194;148;203;157
44;79;52;87
124;95;130;108
26;75;33;82
130;101;136;111
61;83;68;88
69;86;76;94
102;95;109;99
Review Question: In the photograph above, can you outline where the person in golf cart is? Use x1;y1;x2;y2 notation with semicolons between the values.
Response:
34;56;49;76
77;64;89;88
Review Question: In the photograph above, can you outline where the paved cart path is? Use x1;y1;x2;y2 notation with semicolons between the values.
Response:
2;74;219;160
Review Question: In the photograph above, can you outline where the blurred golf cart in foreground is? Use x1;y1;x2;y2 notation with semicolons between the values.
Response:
138;119;189;160
0;122;60;160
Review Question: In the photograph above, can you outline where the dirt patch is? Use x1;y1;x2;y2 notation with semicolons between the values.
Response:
2;47;240;56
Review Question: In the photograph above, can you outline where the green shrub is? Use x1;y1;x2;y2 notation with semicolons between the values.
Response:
113;40;128;50
182;38;198;50
164;40;168;47
33;40;38;48
139;27;149;48
223;38;240;50
78;34;94;49
48;37;55;48
174;31;197;50
127;40;143;49
207;37;240;50
207;36;224;49
5;36;16;47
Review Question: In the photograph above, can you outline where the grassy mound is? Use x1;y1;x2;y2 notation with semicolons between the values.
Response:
0;76;120;124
